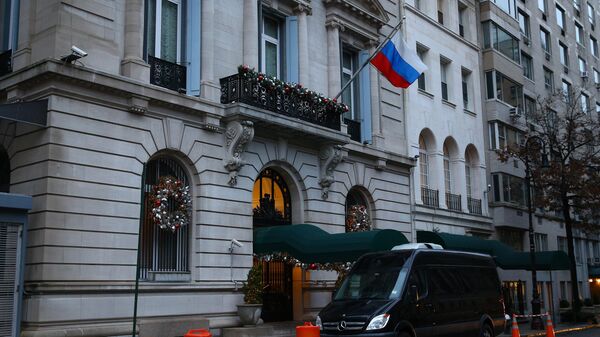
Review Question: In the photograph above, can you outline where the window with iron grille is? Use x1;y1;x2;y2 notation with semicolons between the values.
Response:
140;156;190;280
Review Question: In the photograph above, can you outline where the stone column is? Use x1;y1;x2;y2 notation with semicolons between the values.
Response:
326;20;342;97
12;0;31;70
369;42;383;145
201;0;220;101
295;5;311;86
243;0;259;68
121;0;150;82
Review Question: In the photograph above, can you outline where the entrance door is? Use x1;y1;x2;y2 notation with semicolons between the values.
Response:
260;260;294;322
252;168;293;321
0;222;21;337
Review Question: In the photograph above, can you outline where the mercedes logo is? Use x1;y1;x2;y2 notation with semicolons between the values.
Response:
338;321;347;331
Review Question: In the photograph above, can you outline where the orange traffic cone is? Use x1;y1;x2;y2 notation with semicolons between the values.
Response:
545;312;555;337
511;314;521;337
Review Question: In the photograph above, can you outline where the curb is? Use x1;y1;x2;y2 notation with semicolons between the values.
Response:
525;324;599;336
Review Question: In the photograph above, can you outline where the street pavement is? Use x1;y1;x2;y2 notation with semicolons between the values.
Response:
555;327;600;336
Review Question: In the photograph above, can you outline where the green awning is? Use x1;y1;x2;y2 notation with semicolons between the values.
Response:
417;231;570;271
589;266;600;278
254;224;409;263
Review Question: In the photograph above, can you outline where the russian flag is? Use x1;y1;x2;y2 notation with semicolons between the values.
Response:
370;32;427;88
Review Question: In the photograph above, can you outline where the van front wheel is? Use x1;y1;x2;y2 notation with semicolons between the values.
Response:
480;323;493;337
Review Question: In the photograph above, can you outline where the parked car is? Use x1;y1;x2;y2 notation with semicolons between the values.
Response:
316;246;506;337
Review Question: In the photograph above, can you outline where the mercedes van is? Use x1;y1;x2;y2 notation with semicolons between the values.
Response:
316;248;505;337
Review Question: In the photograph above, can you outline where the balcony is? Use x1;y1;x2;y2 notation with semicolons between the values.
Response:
149;55;187;92
345;118;361;142
468;197;482;215
220;70;343;132
0;49;12;77
421;187;439;207
446;192;462;211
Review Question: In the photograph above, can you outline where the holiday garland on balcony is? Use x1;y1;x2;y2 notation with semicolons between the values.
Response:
237;65;349;115
150;176;192;232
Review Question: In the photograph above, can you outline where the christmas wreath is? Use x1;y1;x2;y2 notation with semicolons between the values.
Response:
150;176;192;232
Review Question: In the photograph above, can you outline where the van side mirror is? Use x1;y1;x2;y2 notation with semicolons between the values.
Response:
408;285;419;303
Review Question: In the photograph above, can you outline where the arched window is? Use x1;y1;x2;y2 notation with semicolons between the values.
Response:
345;188;372;232
465;151;473;198
252;168;291;227
141;156;190;280
443;143;451;193
419;135;429;188
0;146;9;192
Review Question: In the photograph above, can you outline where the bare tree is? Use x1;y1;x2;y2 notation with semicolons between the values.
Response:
499;85;600;319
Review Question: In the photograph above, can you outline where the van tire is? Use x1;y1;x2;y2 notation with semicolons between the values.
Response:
480;323;493;337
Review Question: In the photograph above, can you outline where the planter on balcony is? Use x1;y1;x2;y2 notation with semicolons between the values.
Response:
220;66;346;131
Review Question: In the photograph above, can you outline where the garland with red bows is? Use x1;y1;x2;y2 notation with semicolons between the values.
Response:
150;176;192;232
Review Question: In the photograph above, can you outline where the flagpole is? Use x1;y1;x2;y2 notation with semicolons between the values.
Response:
333;16;406;101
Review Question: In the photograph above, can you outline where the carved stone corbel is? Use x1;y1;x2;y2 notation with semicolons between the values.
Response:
224;120;255;186
319;144;343;199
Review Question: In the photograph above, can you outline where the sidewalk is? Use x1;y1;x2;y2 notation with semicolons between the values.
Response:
499;322;599;336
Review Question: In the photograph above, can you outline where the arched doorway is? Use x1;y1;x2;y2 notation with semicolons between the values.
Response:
0;146;9;192
345;187;372;232
140;156;191;281
252;167;293;322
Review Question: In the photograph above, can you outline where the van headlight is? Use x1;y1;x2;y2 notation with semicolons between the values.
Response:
316;315;322;330
366;313;390;330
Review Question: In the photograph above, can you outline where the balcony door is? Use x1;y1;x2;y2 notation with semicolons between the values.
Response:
146;0;182;63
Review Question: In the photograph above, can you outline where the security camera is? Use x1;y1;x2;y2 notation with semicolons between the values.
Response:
413;154;420;159
71;45;88;58
231;239;243;248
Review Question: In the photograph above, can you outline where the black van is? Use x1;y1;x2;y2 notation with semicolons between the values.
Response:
316;248;505;337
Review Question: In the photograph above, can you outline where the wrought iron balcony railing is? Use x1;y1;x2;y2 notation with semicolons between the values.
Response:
0;49;12;77
468;197;482;215
446;192;462;211
220;73;342;131
344;118;361;142
148;55;187;92
421;187;439;207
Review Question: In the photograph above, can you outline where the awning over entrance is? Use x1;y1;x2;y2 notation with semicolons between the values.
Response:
417;231;570;270
253;224;409;263
0;100;48;127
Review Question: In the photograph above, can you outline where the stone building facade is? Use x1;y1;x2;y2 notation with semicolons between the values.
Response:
0;0;419;335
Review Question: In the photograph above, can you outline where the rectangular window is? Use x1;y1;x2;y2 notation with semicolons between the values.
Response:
0;0;18;53
522;52;533;80
544;67;554;90
341;48;359;121
595;68;600;83
440;57;450;100
579;57;587;75
489;123;497;149
562;80;572;103
262;16;282;78
558;236;568;253
535;233;549;251
597;103;600;116
576;22;584;45
556;5;566;30
462;69;471;108
458;2;467;38
146;0;183;63
486;71;495;99
437;0;444;24
538;0;546;13
524;95;536;118
518;10;530;38
493;173;501;202
574;0;581;12
490;0;518;18
589;3;595;26
493;71;523;108
417;45;427;90
591;36;599;57
559;42;569;66
483;21;521;63
540;27;551;54
581;93;590;113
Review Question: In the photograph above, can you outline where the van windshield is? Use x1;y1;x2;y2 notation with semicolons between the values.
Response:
334;252;411;301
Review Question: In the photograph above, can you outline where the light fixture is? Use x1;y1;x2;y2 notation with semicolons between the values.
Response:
60;45;88;63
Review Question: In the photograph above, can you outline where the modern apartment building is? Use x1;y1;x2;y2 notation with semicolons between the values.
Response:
478;0;600;316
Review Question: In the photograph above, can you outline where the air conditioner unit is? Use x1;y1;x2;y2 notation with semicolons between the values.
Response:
509;107;522;117
581;71;589;79
523;36;530;46
596;83;600;90
545;52;551;61
564;66;569;74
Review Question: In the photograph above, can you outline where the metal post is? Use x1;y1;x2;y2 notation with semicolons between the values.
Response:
525;147;543;329
132;163;147;337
